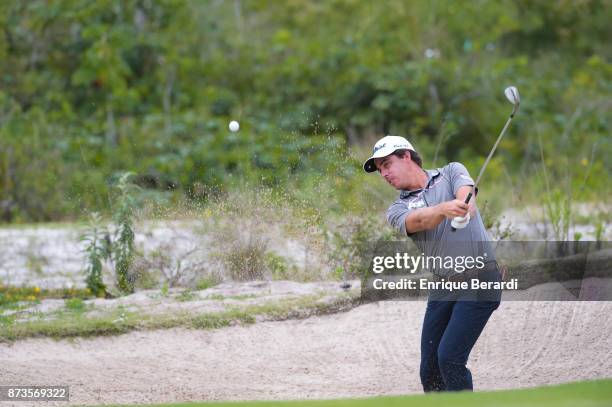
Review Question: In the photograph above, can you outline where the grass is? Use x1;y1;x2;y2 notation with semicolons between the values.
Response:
0;285;93;306
0;285;100;330
2;309;138;340
191;308;256;329
104;379;612;407
195;277;221;291
205;293;226;301
0;293;359;342
228;294;258;300
203;294;258;301
64;297;86;312
176;290;198;302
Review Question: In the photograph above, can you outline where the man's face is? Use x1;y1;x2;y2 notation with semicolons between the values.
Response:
374;153;413;190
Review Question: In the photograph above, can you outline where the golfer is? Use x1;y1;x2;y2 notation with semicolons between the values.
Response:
364;135;502;392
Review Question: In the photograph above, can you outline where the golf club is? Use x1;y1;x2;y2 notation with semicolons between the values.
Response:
451;86;520;231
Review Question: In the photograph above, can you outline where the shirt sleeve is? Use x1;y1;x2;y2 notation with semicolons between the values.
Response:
447;162;475;196
386;200;413;236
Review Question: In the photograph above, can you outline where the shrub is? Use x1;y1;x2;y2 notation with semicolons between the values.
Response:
220;233;269;281
326;214;395;280
112;173;139;294
80;212;110;297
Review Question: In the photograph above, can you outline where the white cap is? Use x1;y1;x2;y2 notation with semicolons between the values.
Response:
363;135;415;173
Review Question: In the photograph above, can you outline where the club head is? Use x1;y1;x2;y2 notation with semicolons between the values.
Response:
504;86;520;106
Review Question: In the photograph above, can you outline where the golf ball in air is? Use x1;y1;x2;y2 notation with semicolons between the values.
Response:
229;120;240;132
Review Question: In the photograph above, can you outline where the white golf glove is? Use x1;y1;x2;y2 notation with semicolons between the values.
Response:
451;213;471;230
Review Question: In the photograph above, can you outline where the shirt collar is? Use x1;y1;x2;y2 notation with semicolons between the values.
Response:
399;169;441;199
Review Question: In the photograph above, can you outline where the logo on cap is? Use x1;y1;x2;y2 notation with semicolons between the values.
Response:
372;143;387;154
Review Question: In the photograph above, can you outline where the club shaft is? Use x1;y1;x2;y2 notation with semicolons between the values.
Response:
464;113;515;205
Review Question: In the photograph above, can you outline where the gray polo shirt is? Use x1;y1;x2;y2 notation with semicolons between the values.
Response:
386;162;495;276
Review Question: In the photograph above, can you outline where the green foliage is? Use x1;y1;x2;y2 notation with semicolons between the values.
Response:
0;285;94;314
0;0;609;224
80;212;110;297
206;294;225;301
326;215;395;280
0;285;40;307
195;276;220;291
175;290;196;302
534;134;606;241
160;281;169;297
80;173;140;295
478;201;515;241
219;234;269;281
64;297;85;312
111;173;139;293
10;379;603;406
129;263;159;290
594;222;605;242
265;252;296;280
1;291;358;341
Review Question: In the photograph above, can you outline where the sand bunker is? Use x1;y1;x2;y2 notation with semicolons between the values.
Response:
1;300;611;406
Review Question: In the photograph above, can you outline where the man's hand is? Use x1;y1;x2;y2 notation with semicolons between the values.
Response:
456;185;477;217
437;199;469;219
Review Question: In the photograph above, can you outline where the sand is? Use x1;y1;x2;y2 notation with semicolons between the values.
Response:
1;300;611;406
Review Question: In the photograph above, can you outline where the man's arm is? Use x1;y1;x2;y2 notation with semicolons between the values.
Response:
449;162;477;217
404;185;477;233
